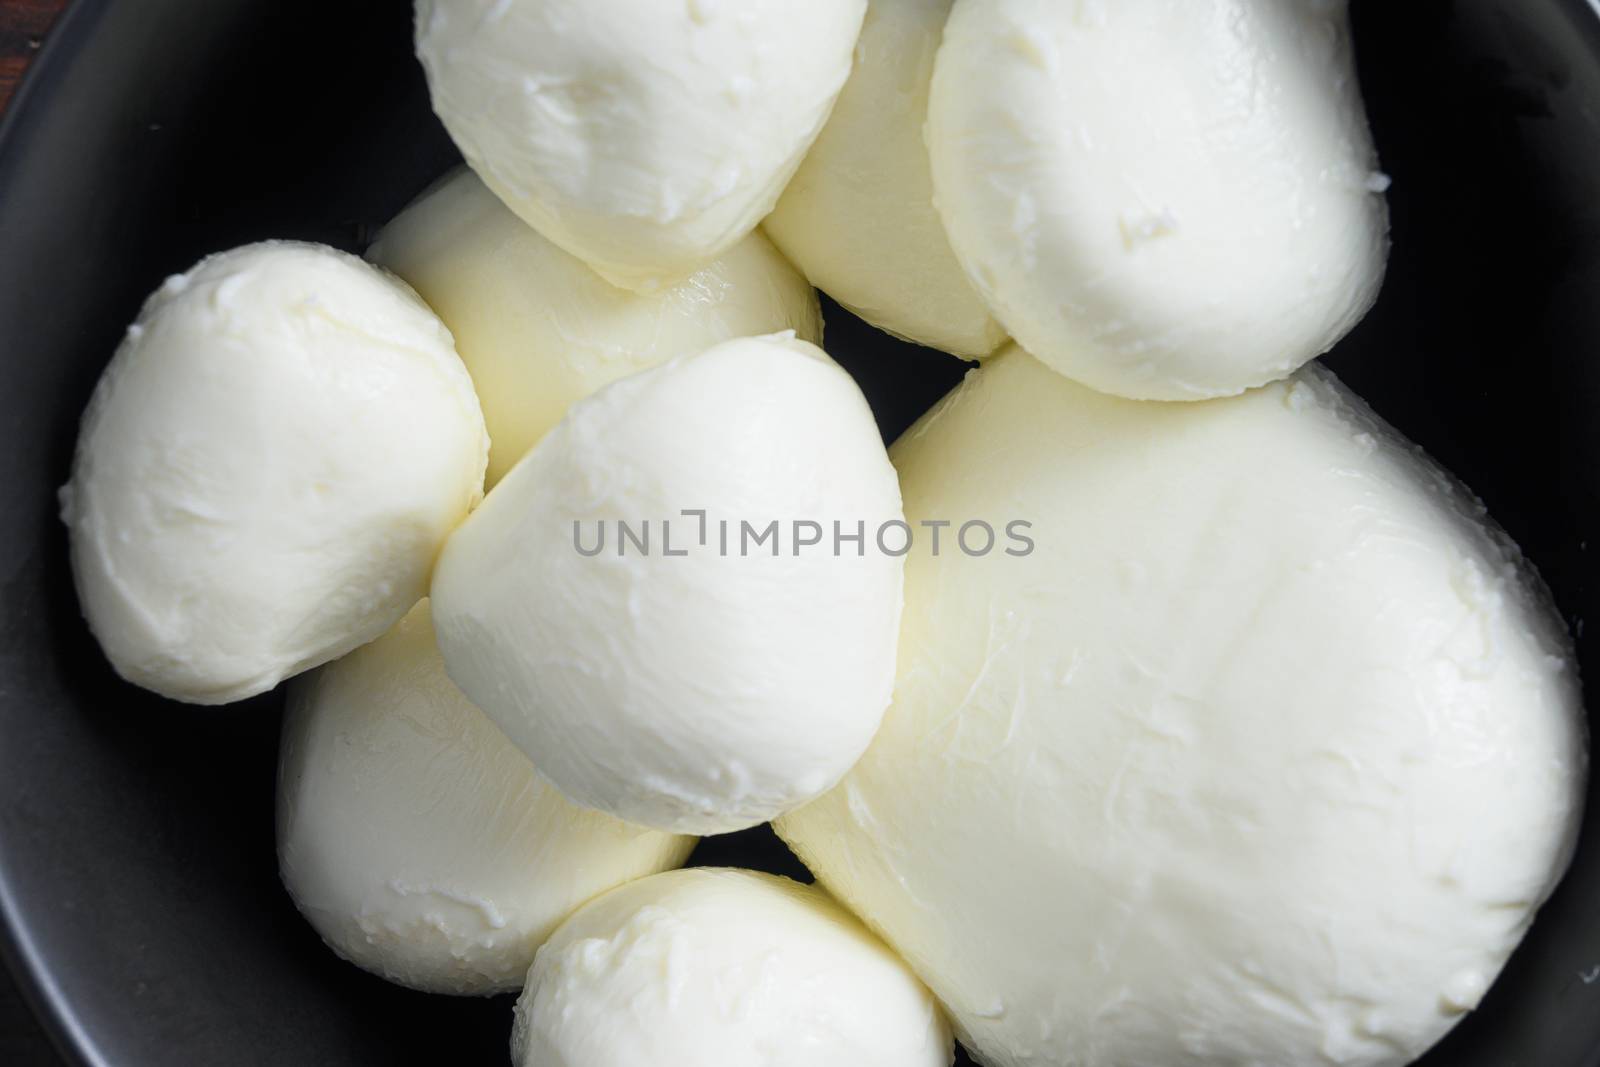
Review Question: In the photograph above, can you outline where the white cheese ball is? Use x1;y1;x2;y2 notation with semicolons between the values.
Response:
370;168;822;487
61;242;488;705
778;348;1586;1067
277;600;694;996
927;0;1389;399
764;0;1003;359
415;0;867;292
431;334;904;835
512;868;952;1067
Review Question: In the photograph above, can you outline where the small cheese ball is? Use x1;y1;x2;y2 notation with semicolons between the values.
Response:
765;0;1004;359
61;242;487;704
431;334;904;835
512;868;952;1067
779;347;1586;1067
370;167;822;487
277;600;694;996
927;0;1389;399
416;0;867;291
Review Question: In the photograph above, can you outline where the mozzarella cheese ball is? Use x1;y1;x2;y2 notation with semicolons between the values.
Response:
415;0;867;291
927;0;1389;399
512;868;952;1067
431;334;904;834
370;167;822;487
277;600;693;996
61;242;488;705
778;348;1585;1067
764;0;1003;359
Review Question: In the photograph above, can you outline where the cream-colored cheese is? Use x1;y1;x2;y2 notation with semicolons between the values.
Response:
277;600;693;996
513;868;952;1067
415;0;866;291
778;347;1585;1067
61;241;487;705
370;167;822;487
927;0;1389;399
431;333;904;835
764;0;1003;359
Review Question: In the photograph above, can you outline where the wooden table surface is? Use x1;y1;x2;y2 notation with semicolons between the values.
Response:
0;0;66;115
1;7;72;1065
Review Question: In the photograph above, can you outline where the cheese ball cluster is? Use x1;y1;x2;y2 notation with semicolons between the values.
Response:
60;1;1586;1066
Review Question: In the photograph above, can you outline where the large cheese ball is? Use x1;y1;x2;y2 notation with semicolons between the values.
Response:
431;334;904;835
927;0;1389;399
370;167;821;487
62;242;487;704
778;347;1586;1067
416;0;866;291
513;869;952;1067
764;0;1004;359
277;600;694;995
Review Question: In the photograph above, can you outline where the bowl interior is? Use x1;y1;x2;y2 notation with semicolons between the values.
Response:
2;1;1600;1064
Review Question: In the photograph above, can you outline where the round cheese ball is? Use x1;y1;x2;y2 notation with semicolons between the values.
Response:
512;868;952;1067
415;0;867;291
370;167;822;487
927;0;1389;399
277;600;694;996
764;0;1004;359
431;333;904;834
778;348;1586;1067
61;241;488;705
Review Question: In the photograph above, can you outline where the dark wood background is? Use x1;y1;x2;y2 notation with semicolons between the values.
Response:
0;0;63;114
2;5;71;1064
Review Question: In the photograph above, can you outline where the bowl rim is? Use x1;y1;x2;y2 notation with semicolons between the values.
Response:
0;3;130;1062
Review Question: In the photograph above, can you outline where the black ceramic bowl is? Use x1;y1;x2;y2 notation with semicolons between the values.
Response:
3;1;1600;1064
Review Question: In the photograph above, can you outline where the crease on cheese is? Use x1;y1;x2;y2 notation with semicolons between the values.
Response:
927;0;1390;399
277;599;695;996
512;868;953;1067
415;0;867;291
61;241;488;705
430;333;905;835
778;346;1586;1067
370;167;822;487
764;0;1005;359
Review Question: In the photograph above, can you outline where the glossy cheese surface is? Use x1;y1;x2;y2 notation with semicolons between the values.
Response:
432;334;905;834
513;869;952;1067
765;0;1004;359
371;167;821;487
417;0;866;290
928;0;1389;399
62;241;487;704
779;347;1586;1067
278;600;694;996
